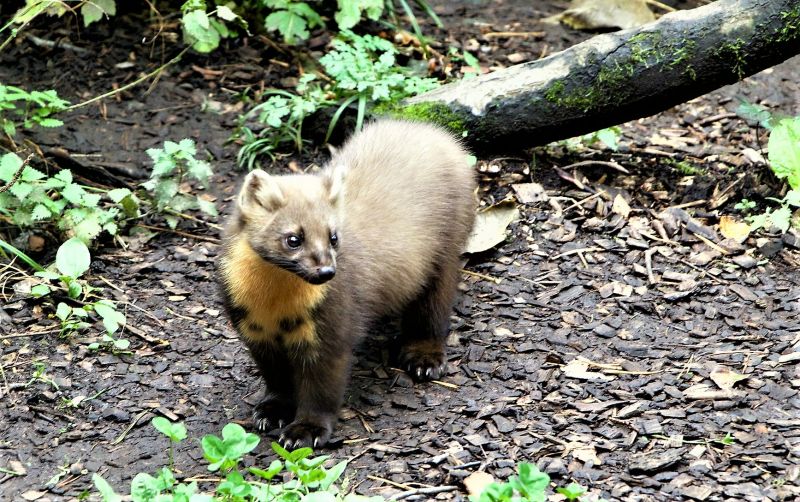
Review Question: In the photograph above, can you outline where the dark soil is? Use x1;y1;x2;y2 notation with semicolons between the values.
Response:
1;2;800;501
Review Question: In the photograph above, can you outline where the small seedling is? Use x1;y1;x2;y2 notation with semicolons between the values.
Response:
734;198;757;213
556;482;588;501
152;417;187;469
93;422;378;501
201;422;260;472
471;463;551;502
27;362;58;391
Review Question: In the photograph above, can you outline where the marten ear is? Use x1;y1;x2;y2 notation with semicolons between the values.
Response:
238;169;285;213
324;164;346;205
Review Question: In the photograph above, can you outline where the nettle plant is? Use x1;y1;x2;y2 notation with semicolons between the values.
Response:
0;84;69;136
736;103;800;232
94;419;382;502
143;138;217;229
236;30;439;168
0;153;138;243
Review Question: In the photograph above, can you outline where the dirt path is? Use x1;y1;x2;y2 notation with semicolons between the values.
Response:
1;2;799;501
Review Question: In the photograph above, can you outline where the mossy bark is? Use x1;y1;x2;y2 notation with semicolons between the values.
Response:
397;0;800;152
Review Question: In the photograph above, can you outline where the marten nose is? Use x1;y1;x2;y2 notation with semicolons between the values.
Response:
317;266;335;281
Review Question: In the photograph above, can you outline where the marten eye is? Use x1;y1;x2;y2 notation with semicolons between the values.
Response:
329;232;339;247
286;234;303;249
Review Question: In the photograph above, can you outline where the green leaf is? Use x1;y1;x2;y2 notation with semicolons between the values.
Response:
55;237;91;279
736;101;774;130
73;217;104;243
36;117;63;128
130;472;160;501
61;183;86;204
30;284;51;297
302;493;337;502
265;10;309;44
113;338;130;350
196;197;217;216
320;460;348;490
56;302;73;321
216;5;238;21
768;117;800;190
556;482;587;500
771;205;793;233
92;474;122;502
9;181;33;201
183;9;221;52
81;0;117;26
785;190;800;207
152;416;188;443
248;460;283;480
94;300;126;335
30;203;51;221
107;188;132;203
335;0;382;30
67;279;83;299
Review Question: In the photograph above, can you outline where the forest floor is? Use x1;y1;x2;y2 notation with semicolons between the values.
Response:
1;1;800;501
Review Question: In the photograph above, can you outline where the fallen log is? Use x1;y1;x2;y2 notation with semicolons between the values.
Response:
397;0;800;152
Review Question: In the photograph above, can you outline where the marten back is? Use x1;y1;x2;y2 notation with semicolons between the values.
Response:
330;119;476;315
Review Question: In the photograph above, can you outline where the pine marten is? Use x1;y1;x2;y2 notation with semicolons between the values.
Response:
219;119;476;448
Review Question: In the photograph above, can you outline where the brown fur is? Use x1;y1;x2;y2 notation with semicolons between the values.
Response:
219;119;476;448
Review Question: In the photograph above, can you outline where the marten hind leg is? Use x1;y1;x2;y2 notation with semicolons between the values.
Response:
398;259;460;382
247;341;296;432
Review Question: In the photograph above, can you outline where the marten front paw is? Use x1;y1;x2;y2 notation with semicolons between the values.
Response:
398;341;446;382
253;396;295;432
279;419;333;449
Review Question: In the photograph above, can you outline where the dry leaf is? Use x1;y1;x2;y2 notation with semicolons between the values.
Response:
683;383;740;400
562;359;614;381
612;194;631;218
564;441;602;465
719;215;751;243
709;366;748;392
547;0;655;30
465;201;519;254
512;182;549;204
464;471;495;497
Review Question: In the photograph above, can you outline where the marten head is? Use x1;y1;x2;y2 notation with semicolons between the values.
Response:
234;166;345;285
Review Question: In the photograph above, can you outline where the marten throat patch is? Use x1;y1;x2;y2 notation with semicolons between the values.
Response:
221;238;328;346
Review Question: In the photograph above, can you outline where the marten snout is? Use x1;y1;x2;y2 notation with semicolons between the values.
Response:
308;265;336;284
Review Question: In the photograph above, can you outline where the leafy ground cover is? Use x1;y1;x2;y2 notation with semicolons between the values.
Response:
1;1;799;501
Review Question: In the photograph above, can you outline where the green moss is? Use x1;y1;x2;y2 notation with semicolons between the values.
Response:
542;32;698;113
667;158;705;176
715;38;747;80
777;6;800;42
382;102;468;135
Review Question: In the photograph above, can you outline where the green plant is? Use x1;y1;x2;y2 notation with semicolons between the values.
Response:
0;84;69;136
27;361;58;390
263;0;325;44
11;0;117;28
471;463;551;502
181;1;244;53
0;153;138;243
6;237;130;348
142;139;217;228
153;417;188;469
556;483;588;501
734;198;756;213
747;115;800;232
236;31;439;167
93;420;382;501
